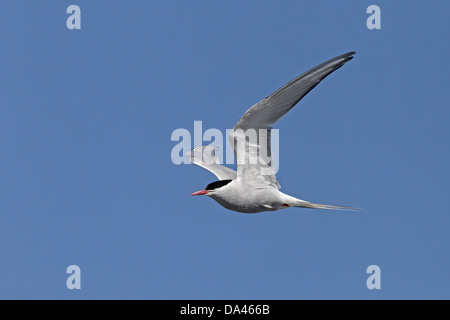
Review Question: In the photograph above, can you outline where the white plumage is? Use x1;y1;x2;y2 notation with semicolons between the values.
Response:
188;52;358;213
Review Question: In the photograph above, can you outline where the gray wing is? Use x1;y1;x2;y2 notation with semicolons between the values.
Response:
187;145;237;180
230;52;356;188
234;52;355;130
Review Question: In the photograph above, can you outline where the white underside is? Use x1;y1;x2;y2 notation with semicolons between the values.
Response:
208;180;302;213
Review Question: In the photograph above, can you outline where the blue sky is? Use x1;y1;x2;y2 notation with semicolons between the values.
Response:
0;1;449;299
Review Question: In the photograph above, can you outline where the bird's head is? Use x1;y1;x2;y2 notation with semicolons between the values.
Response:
190;179;233;196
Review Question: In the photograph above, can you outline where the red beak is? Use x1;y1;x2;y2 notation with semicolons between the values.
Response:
190;189;209;196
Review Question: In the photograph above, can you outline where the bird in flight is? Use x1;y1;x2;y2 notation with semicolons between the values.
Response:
188;52;358;213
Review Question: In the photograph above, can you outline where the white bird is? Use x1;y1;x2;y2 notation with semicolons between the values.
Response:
188;52;358;213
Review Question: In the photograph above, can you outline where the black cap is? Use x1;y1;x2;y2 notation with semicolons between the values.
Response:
205;179;233;191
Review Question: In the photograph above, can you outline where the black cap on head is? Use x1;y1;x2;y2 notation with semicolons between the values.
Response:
205;179;232;191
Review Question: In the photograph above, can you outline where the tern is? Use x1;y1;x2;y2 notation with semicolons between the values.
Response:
188;52;358;213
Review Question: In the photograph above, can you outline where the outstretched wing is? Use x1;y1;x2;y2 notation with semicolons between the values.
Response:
230;52;356;188
186;145;237;180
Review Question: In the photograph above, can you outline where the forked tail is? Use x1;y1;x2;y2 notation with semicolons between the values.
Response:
294;200;360;211
282;193;359;211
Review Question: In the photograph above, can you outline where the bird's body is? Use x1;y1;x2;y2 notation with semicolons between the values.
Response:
208;180;289;213
188;52;358;213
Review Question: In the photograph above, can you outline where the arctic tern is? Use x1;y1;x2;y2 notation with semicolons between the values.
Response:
188;52;358;213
